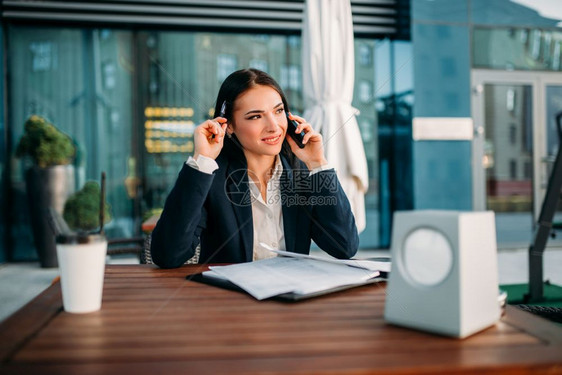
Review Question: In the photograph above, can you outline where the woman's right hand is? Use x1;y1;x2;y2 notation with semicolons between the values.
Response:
193;117;228;160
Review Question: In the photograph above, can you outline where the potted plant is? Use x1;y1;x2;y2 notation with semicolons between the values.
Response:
16;115;76;268
57;180;112;313
63;181;111;232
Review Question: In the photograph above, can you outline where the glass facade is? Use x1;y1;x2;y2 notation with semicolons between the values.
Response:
371;40;414;246
8;27;136;259
483;84;534;246
0;25;5;263
546;85;562;157
545;85;562;230
7;0;562;258
4;23;412;259
469;1;562;247
413;0;562;247
5;0;561;257
473;28;562;71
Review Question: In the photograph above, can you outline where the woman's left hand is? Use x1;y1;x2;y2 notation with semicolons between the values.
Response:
285;113;328;171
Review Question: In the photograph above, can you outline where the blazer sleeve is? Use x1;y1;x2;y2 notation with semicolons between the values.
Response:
151;164;215;268
306;169;359;259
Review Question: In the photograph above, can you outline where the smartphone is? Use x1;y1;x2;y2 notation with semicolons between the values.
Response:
286;112;306;149
211;101;227;140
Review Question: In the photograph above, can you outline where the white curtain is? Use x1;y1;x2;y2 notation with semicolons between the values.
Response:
302;0;369;232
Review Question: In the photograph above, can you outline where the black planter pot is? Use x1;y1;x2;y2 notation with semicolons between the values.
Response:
25;165;75;268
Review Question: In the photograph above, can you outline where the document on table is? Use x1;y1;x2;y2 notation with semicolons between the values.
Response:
204;251;383;300
270;249;391;273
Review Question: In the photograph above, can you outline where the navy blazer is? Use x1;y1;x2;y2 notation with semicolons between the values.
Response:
151;151;359;268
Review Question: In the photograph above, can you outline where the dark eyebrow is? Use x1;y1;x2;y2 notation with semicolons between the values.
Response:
244;102;284;116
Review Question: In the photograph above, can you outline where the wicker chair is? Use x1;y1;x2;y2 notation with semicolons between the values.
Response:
140;234;200;265
107;237;145;259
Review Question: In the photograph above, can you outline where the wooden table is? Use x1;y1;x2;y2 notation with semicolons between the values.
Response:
1;265;562;374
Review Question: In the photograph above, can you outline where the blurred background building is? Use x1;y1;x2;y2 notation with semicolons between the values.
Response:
0;0;560;263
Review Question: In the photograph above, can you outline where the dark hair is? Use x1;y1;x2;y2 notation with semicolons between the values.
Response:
214;68;298;168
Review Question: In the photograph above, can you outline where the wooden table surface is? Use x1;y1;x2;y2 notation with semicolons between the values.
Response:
1;264;562;374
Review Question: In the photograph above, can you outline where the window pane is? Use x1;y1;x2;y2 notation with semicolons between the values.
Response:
484;84;534;246
353;39;414;248
8;26;136;260
358;44;372;66
217;54;238;81
249;59;268;72
359;81;373;103
471;0;562;27
0;26;4;262
354;39;379;247
413;0;468;23
545;85;562;246
473;27;562;71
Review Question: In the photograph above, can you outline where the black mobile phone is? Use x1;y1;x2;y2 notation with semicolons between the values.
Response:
286;112;306;149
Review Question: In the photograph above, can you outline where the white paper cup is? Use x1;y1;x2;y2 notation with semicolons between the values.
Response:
56;234;107;313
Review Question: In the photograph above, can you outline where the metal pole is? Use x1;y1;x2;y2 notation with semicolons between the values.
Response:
526;112;562;302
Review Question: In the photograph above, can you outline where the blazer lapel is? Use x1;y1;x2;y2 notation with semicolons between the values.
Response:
225;159;254;262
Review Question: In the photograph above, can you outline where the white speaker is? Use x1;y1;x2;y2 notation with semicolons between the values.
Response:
384;210;500;338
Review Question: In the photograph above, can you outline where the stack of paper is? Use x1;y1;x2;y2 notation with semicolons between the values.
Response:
203;249;389;300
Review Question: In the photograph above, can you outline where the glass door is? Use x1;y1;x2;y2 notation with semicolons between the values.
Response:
543;84;562;243
473;78;535;247
472;70;562;248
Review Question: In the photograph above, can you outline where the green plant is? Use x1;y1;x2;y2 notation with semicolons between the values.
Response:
142;207;163;222
63;181;112;232
16;115;75;168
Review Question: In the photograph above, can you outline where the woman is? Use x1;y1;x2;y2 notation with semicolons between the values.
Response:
151;68;358;268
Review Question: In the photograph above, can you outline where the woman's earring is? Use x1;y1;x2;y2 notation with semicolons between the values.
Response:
227;132;232;138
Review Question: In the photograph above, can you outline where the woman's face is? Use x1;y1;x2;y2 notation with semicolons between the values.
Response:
229;85;288;158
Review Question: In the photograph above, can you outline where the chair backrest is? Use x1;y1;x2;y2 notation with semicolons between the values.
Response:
141;234;200;265
107;237;144;257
